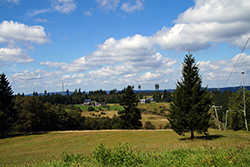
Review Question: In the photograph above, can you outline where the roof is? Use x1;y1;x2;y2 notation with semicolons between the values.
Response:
84;99;92;102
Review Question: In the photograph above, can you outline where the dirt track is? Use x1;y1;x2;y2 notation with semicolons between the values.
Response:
50;129;173;133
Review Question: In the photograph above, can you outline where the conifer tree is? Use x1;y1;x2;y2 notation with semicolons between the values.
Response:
118;85;142;129
167;54;211;140
0;73;15;137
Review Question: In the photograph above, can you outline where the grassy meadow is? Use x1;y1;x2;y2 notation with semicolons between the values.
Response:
0;129;249;166
75;102;170;129
1;102;249;166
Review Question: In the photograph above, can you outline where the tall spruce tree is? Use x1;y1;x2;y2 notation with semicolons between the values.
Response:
167;54;211;140
118;85;142;129
0;73;15;137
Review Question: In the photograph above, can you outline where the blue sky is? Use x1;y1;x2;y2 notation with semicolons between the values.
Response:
1;0;250;94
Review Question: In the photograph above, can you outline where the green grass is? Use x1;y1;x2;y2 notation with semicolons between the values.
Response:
75;103;169;128
0;130;249;166
74;104;124;111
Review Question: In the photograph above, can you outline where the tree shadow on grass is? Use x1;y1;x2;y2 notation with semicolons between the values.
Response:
179;135;225;141
1;132;48;139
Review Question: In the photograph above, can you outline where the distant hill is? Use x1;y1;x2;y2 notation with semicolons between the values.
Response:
207;86;250;93
135;86;250;93
24;86;250;96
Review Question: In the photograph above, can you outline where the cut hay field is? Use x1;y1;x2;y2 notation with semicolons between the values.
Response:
76;102;170;128
0;129;249;166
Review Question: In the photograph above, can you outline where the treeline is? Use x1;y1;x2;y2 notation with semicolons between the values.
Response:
1;72;250;137
12;96;123;132
211;89;250;131
1;73;144;137
17;88;175;105
2;95;126;137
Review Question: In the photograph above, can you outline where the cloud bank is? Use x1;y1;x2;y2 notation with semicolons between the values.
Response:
0;20;50;64
4;0;250;93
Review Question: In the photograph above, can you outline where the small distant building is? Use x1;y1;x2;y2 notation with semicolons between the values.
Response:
83;99;92;105
147;97;154;102
140;99;146;104
140;98;154;104
95;101;103;106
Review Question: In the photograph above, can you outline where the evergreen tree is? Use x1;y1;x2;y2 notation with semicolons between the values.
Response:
118;85;142;129
138;85;141;93
167;54;211;140
0;73;15;137
155;83;159;91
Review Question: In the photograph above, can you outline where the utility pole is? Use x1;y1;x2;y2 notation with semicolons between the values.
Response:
212;105;222;130
241;71;248;131
62;82;64;96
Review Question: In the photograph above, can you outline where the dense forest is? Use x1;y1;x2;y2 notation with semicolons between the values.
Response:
1;73;250;138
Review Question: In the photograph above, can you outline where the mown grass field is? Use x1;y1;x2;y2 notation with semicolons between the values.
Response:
75;102;170;128
0;129;249;166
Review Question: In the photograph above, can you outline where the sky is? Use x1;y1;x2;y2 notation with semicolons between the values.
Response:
0;0;250;94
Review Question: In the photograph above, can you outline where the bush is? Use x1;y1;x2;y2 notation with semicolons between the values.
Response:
141;109;147;113
88;106;95;111
143;121;155;129
163;106;166;111
93;142;142;166
164;123;171;129
209;119;216;129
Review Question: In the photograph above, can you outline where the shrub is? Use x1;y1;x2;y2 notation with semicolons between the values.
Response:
141;109;147;113
93;142;142;166
88;106;95;111
209;119;216;129
143;121;155;129
61;152;84;163
163;106;166;111
164;123;171;129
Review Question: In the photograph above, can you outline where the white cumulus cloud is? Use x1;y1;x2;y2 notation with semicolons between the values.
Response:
0;20;50;64
95;0;120;12
0;48;34;63
6;0;19;5
33;18;49;23
152;0;250;52
121;0;144;13
175;0;250;24
84;8;94;16
50;34;177;73
40;61;68;67
198;53;250;85
0;20;50;44
51;0;77;13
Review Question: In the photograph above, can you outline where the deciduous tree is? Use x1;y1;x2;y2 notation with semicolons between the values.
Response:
228;88;250;131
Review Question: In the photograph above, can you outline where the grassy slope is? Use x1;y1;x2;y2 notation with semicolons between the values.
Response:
76;102;170;128
0;130;249;166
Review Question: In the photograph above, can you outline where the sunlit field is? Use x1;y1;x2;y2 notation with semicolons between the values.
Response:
75;102;170;128
0;129;249;166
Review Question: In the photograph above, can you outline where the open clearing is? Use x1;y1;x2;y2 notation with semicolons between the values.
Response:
76;102;170;128
0;129;249;166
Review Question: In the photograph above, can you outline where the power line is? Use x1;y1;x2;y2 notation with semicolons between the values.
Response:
223;37;250;87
